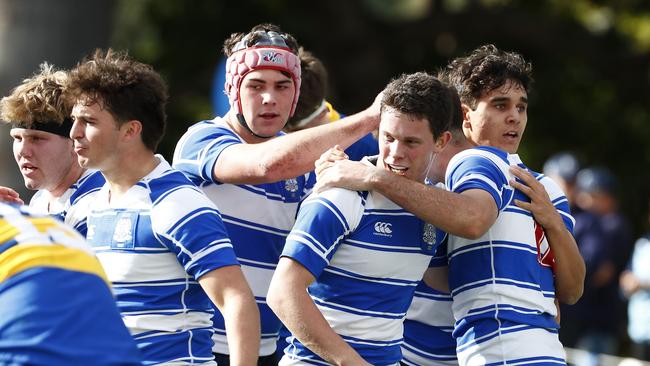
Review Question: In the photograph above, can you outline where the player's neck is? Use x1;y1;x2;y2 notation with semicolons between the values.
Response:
47;163;85;198
224;111;274;144
103;149;159;201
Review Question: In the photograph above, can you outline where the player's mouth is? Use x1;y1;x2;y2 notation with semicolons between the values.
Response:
20;163;38;176
386;163;408;176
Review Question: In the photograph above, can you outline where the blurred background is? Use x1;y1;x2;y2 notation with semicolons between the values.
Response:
0;0;649;361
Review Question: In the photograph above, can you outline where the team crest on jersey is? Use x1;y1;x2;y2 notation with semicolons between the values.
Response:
422;223;437;250
284;178;299;193
113;215;134;244
374;221;393;237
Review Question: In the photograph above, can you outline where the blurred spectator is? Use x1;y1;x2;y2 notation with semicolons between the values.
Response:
283;47;378;161
543;154;607;351
573;166;634;364
620;200;650;361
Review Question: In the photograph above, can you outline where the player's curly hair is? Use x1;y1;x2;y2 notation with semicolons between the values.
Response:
67;49;168;151
438;44;533;109
222;23;299;57
0;63;71;126
381;72;457;140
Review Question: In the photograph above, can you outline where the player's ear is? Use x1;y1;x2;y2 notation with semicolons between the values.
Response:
434;131;451;152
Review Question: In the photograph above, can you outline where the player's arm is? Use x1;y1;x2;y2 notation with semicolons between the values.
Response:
0;186;23;205
212;95;380;185
267;258;371;366
199;266;260;366
509;166;585;305
316;158;497;239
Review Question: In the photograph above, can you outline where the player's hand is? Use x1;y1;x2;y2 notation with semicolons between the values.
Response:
315;145;348;177
315;159;376;194
509;166;563;231
0;186;24;205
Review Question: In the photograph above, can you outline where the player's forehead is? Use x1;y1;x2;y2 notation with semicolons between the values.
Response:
243;69;291;83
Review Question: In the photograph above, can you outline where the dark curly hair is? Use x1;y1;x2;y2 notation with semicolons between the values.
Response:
438;44;533;109
67;49;168;151
222;23;299;57
381;72;456;139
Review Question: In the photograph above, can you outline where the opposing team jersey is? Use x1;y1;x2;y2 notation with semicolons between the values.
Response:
280;181;446;366
445;146;574;366
173;117;315;356
85;157;238;365
0;203;142;365
29;169;105;235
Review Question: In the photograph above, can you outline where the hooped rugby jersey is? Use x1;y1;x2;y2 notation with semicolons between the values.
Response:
173;117;315;355
445;146;573;366
85;157;238;365
280;182;446;366
0;203;142;365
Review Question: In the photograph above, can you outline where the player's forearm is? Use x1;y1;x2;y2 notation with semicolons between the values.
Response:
259;108;379;182
369;170;494;238
268;284;369;366
198;266;261;365
222;293;261;366
546;223;585;305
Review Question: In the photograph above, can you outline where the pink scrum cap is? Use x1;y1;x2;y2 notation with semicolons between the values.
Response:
224;31;302;117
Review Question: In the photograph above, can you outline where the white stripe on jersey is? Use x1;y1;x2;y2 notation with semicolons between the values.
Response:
124;312;212;334
97;251;189;283
456;327;565;366
328;242;432;282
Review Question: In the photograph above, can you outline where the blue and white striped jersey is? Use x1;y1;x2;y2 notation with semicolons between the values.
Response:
0;203;142;365
280;183;446;366
85;157;238;366
401;242;458;366
445;146;573;366
29;169;105;236
173;117;316;356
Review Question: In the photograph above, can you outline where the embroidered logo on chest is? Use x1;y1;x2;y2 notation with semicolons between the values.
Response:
284;178;299;193
423;223;437;250
113;215;134;243
374;221;393;237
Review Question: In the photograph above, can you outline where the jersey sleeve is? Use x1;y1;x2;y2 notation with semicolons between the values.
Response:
172;122;241;185
151;186;239;280
282;188;364;279
445;147;513;212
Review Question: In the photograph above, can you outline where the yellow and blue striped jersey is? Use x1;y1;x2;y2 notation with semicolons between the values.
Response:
0;203;142;366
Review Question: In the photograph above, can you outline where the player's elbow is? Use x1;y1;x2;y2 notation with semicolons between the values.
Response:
557;284;583;305
458;211;492;240
266;277;286;318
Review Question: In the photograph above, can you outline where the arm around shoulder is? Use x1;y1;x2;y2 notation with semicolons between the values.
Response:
368;170;497;239
213;100;380;185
